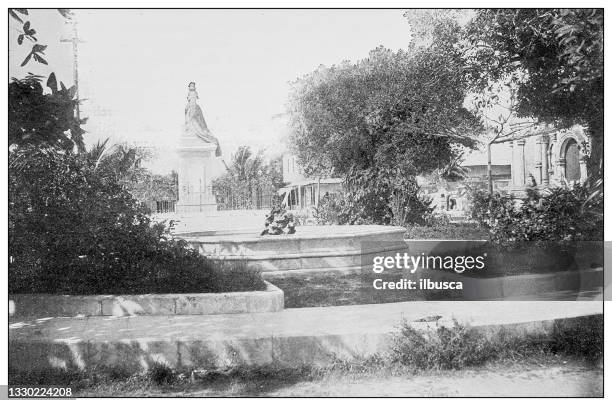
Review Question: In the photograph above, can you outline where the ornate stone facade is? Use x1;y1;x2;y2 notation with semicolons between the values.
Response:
509;125;589;190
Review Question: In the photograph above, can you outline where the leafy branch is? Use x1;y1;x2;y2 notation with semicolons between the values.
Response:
10;8;73;67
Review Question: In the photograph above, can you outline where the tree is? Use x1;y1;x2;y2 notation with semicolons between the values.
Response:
83;140;177;205
288;22;482;224
229;146;265;183
9;74;85;151
212;146;285;210
463;9;603;175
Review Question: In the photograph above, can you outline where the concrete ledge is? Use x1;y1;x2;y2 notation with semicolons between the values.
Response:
8;301;602;373
9;281;283;318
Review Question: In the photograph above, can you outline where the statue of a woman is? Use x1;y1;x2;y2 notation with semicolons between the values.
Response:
184;82;221;156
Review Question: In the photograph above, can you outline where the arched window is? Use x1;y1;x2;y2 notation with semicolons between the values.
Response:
565;139;581;182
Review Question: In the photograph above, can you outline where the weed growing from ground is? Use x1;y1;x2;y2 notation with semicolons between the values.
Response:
390;315;603;370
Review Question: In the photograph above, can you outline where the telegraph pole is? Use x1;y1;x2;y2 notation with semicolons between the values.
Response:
60;19;83;121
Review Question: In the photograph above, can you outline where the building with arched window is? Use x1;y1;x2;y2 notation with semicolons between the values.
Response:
508;125;589;190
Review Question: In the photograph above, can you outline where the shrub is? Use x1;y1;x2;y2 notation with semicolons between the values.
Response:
9;146;266;295
9;75;84;151
312;193;350;225
312;171;433;227
391;320;495;369
261;206;296;235
391;315;603;370
548;315;604;362
147;362;176;386
388;185;434;227
292;211;316;226
470;186;603;248
343;167;433;226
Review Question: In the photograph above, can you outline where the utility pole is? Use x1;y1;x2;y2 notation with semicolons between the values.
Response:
60;19;83;122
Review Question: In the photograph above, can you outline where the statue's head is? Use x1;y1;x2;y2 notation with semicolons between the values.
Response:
527;173;537;187
188;82;196;90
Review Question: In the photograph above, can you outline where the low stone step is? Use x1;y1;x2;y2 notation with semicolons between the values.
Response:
9;301;602;374
10;282;284;318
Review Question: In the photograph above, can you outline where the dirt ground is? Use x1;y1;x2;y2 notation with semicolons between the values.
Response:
78;358;603;397
261;362;603;397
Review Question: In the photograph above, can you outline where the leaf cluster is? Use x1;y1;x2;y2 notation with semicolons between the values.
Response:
470;186;603;247
9;73;85;151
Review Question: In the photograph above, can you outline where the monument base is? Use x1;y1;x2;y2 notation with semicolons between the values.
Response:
177;139;221;213
176;203;218;213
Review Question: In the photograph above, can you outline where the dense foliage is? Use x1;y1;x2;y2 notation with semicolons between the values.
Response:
213;146;284;210
402;223;487;240
9;75;85;151
87;140;178;204
289;21;482;225
392;315;603;370
312;193;350;226
471;187;603;247
9;146;265;295
464;9;603;175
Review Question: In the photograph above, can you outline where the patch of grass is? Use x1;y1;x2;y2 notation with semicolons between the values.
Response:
266;270;440;308
403;223;488;240
147;362;177;386
391;315;603;370
8;368;87;387
548;315;604;362
8;364;137;393
207;259;267;293
311;353;390;377
9;362;185;395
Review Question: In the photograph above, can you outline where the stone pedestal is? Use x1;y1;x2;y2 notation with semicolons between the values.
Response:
176;136;218;213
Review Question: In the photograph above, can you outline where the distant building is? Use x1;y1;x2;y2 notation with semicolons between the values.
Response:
506;125;589;190
279;155;342;210
417;144;512;217
460;144;513;191
282;155;303;184
464;165;512;190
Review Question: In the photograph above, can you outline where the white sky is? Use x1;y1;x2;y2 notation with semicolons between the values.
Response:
9;9;415;173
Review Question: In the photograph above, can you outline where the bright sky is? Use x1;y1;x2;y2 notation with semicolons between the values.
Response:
9;9;415;173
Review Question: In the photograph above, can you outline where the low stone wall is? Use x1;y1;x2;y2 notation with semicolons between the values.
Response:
9;281;283;318
178;225;408;273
